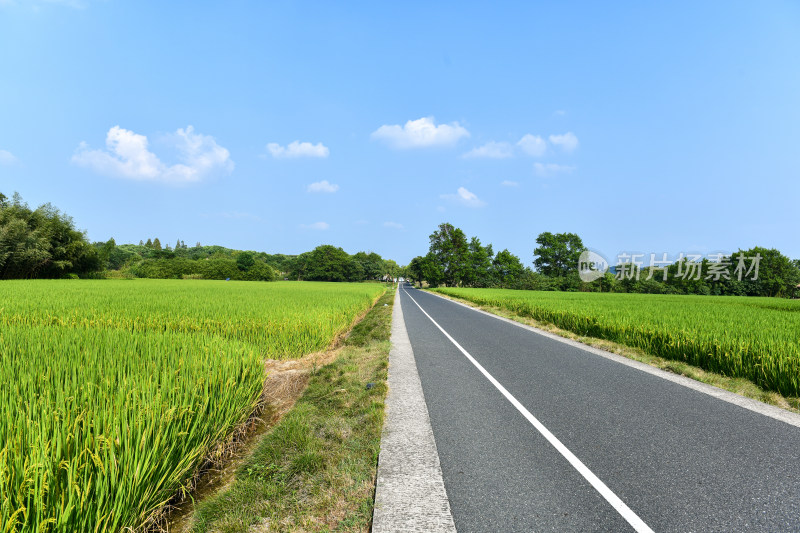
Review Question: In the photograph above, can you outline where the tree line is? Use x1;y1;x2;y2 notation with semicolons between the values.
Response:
1;192;400;283
404;223;800;298
0;193;100;279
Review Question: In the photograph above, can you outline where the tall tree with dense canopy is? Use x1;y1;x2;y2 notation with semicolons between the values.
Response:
533;232;586;278
428;222;470;286
731;247;800;298
464;236;493;287
492;249;524;287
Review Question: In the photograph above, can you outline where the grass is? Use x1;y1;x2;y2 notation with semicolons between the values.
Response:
185;290;394;533
0;280;385;533
430;288;800;412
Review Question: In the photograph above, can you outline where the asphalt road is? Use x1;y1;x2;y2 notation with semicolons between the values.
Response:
398;284;800;533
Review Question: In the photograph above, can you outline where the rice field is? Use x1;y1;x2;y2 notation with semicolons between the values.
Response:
0;280;385;533
432;288;800;398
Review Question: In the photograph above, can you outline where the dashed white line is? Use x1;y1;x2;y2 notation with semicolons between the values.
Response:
403;288;655;533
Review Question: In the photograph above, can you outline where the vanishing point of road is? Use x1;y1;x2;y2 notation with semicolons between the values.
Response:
388;284;800;532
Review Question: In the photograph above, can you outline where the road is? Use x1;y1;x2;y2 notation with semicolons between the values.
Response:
397;284;800;532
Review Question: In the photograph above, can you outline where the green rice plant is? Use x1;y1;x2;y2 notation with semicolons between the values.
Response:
0;280;384;532
433;288;800;397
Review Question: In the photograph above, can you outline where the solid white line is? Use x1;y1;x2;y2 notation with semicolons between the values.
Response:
402;288;655;533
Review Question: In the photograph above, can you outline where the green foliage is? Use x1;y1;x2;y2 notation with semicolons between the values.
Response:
463;236;493;287
0;192;100;279
417;223;527;288
533;231;586;277
492;249;524;287
428;222;470;286
732;247;800;298
235;251;256;271
305;244;352;281
286;245;392;282
405;255;427;286
353;251;385;280
129;257;276;281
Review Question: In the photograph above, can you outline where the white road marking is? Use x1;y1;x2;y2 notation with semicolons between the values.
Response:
403;288;655;533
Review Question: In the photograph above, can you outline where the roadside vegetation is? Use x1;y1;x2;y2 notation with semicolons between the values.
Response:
432;287;800;399
405;223;800;298
183;290;394;532
0;280;385;532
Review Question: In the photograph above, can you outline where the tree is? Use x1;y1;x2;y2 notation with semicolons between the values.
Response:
145;238;153;248
152;238;162;251
492;249;524;287
405;256;426;287
463;237;493;287
236;251;255;271
731;247;800;298
420;252;445;287
0;192;100;279
353;251;384;281
383;259;401;281
533;232;585;277
428;222;469;286
302;245;353;282
98;238;116;269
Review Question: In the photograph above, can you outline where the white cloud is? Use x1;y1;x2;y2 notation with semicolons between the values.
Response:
301;221;329;230
501;180;519;187
517;134;547;157
534;162;575;177
307;180;339;193
462;141;513;159
384;221;404;229
0;149;18;165
549;132;579;152
371;116;469;149
72;125;233;183
553;110;566;116
440;186;485;208
267;141;329;159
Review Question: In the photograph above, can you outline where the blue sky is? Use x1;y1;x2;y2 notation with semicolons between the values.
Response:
1;1;798;266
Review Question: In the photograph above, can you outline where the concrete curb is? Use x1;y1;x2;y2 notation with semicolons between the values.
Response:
426;289;800;430
372;289;457;533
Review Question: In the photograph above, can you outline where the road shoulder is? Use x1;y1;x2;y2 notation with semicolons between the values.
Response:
372;288;457;532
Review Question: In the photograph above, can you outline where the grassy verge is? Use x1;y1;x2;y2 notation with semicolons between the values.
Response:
428;290;800;414
184;290;394;532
